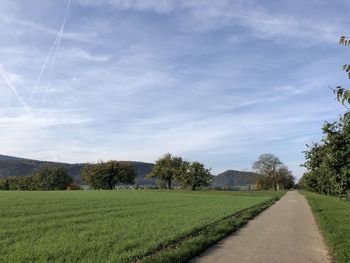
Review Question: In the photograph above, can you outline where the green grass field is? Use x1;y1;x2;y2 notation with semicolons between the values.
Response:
301;191;350;263
0;190;280;263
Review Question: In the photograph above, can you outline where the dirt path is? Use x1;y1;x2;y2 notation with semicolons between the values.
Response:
190;191;331;263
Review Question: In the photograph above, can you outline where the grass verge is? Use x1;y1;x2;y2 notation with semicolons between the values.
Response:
301;191;350;263
138;195;282;263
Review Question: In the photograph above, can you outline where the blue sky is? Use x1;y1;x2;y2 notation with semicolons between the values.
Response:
0;0;349;179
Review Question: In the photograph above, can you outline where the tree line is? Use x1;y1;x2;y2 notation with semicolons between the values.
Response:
0;155;213;191
0;166;73;190
300;115;350;197
253;153;295;191
300;36;350;198
0;153;294;191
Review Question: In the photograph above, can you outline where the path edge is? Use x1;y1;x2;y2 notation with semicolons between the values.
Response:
299;191;335;263
136;193;286;263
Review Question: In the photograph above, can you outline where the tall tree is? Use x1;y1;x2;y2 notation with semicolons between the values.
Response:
253;154;283;191
275;165;295;190
147;153;184;189
82;161;136;190
179;161;213;190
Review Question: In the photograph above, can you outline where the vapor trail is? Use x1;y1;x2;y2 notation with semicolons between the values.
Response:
0;67;31;113
41;56;56;106
29;0;72;102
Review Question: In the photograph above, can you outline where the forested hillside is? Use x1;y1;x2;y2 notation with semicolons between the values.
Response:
0;155;154;185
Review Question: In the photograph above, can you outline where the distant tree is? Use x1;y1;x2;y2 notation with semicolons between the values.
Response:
82;161;136;190
0;178;9;190
156;179;167;189
32;166;73;190
255;176;273;190
275;165;295;190
179;161;213;190
7;176;33;190
147;153;184;189
253;154;283;191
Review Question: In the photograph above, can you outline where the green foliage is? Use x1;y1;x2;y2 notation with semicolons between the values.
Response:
32;166;73;190
156;179;167;189
178;161;213;190
302;191;350;262
0;177;9;190
147;153;185;189
81;161;136;189
0;165;73;191
148;154;214;190
301;115;350;197
0;190;278;262
334;36;350;112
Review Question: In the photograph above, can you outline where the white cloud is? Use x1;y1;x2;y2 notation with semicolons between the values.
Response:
0;0;348;180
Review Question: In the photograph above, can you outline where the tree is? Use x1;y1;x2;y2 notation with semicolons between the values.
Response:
275;165;295;190
32;166;73;190
178;161;213;190
7;176;34;190
253;154;283;191
147;153;184;189
255;176;273;190
0;178;9;190
301;115;350;197
334;36;350;113
82;161;136;190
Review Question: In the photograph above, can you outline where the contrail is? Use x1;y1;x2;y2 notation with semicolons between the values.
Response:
41;56;56;106
0;67;31;113
29;0;72;102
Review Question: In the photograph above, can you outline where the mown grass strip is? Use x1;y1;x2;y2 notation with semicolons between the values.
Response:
301;191;350;263
137;195;283;263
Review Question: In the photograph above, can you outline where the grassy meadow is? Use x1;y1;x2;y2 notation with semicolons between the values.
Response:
301;191;350;263
0;190;281;262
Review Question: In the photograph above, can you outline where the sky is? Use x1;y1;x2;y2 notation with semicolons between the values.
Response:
0;0;349;179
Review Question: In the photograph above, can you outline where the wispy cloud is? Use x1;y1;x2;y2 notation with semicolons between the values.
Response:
0;0;348;179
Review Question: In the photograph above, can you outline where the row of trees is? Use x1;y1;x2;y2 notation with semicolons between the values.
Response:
253;154;295;191
300;115;350;197
300;36;350;198
0;154;293;191
0;166;73;190
148;153;213;190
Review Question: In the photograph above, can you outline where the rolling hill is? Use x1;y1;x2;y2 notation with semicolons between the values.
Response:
213;170;260;188
0;154;260;188
0;154;154;185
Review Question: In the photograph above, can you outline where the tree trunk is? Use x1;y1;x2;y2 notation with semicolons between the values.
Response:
192;185;196;191
108;181;114;190
347;190;350;202
272;176;277;191
167;179;172;189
